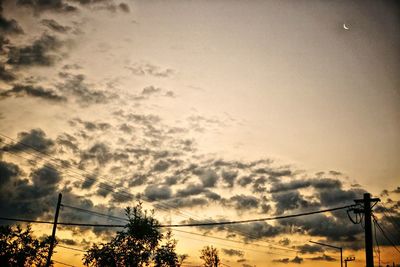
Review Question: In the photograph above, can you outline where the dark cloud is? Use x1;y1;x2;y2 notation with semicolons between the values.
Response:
80;143;113;165
297;244;324;254
279;213;364;247
0;2;24;34
118;3;129;12
156;197;208;209
252;176;267;193
56;133;79;153
57;73;118;105
2;128;54;153
127;63;174;78
230;194;259;210
0;84;66;102
221;170;237;187
227;221;281;241
176;183;205;198
204;191;221;201
70;118;111;131
273;256;303;264
141;86;161;96
119;123;133;134
0;161;62;220
8;34;63;66
198;169;218;188
0;64;16;81
309;254;336;262
272;190;315;215
41;19;71;33
81;176;96;189
153;160;170;172
128;174;148;187
144;184;172;201
111;190;133;203
221;248;244;257
237;176;252;187
16;0;77;13
60;239;78;245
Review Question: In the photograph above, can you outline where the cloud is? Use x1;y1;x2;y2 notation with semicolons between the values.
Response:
41;19;71;33
7;34;63;66
0;7;23;34
118;3;129;12
57;73;118;105
141;86;161;95
2;128;55;153
144;184;172;201
273;256;303;264
222;248;244;257
272;190;315;215
16;0;77;13
153;160;170;172
80;143;113;165
127;62;174;78
156;197;208;209
198;169;219;188
0;161;63;220
297;244;324;254
229;194;259;210
176;183;205;198
0;84;66;102
0;64;16;81
221;170;237;187
308;254;336;262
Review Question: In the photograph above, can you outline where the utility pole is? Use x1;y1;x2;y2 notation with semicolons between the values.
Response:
344;256;355;267
309;241;342;267
354;193;380;267
46;193;62;267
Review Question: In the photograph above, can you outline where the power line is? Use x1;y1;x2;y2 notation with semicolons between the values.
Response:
0;138;301;252
162;205;355;227
61;204;127;223
0;135;297;251
172;229;299;253
372;215;400;255
0;204;355;228
57;245;86;253
58;203;299;254
53;260;76;267
0;137;220;220
378;203;400;231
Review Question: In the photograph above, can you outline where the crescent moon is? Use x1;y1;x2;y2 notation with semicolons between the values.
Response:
343;24;349;30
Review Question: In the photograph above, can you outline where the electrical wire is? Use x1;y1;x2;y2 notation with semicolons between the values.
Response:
0;137;303;251
373;219;381;267
0;204;355;228
53;260;76;267
372;215;400;255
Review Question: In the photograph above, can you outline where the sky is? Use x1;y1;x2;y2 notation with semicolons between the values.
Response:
0;0;400;266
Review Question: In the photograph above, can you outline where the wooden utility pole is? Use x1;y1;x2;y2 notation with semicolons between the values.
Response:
354;193;380;267
46;193;62;267
344;256;355;267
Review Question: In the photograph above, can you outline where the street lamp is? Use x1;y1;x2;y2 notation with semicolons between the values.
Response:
309;240;343;267
344;256;355;267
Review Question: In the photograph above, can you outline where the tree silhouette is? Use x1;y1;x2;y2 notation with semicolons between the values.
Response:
83;202;182;267
0;224;53;267
200;245;220;267
154;231;179;267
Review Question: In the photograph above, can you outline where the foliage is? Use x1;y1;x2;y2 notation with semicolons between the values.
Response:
200;245;220;267
83;202;183;267
0;224;53;267
154;231;180;267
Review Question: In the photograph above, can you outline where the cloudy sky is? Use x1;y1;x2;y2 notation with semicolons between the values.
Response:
1;0;399;266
